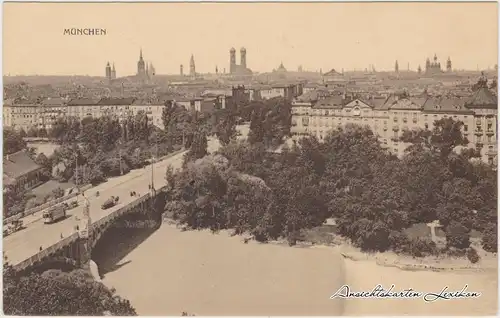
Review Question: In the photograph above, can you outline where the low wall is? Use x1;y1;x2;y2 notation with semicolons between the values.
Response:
12;187;168;272
13;233;79;272
4;184;93;224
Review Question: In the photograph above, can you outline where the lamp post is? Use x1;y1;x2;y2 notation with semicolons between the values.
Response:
151;133;158;193
74;152;78;189
118;139;123;176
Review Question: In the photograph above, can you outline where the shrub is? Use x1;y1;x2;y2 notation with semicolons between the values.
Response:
51;187;65;199
252;227;269;243
445;221;471;249
388;230;411;253
43;194;52;204
466;247;480;264
352;219;391;252
408;237;437;257
481;223;498;253
446;247;467;257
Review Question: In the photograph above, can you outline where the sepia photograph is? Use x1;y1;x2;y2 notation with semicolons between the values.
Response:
1;1;498;316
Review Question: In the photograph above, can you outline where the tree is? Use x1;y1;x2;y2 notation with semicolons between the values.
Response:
183;130;208;167
37;127;48;138
401;118;468;160
49;117;81;144
27;127;38;138
35;153;52;181
3;265;137;316
482;223;497;253
51;187;65;199
4;128;27;155
18;128;27;138
26;147;37;160
215;114;237;145
35;153;51;169
445;221;471;249
466;247;480;263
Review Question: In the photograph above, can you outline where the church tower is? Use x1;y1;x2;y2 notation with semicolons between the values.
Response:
111;63;116;79
446;57;452;72
190;54;196;77
105;62;112;80
395;60;399;73
180;64;184;76
137;48;146;77
229;47;236;74
240;47;247;69
150;62;156;76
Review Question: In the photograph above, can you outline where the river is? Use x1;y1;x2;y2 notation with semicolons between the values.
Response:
100;224;497;316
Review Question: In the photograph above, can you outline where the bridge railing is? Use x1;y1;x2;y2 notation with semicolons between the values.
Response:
11;180;170;271
13;233;79;272
4;184;93;224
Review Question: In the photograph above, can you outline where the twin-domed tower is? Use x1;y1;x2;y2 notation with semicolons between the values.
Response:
229;47;251;75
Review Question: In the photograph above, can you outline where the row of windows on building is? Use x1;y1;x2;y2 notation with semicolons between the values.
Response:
295;114;495;131
300;125;495;144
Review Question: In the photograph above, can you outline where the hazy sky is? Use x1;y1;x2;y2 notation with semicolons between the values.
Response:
3;2;498;76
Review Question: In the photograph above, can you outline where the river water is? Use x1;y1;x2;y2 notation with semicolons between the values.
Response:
101;224;498;316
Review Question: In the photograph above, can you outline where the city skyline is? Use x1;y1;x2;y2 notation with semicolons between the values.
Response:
3;2;498;76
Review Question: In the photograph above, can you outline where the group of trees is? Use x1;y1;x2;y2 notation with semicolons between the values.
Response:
46;112;175;186
247;98;292;148
4;128;27;155
3;265;136;315
168;106;497;257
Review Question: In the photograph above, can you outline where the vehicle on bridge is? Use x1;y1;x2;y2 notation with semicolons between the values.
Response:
43;205;67;224
63;201;79;210
3;219;24;236
101;196;119;210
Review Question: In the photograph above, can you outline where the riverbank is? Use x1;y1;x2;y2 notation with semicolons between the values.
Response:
300;224;497;274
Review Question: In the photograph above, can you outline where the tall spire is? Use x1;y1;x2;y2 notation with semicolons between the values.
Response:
140;48;143;61
190;54;196;77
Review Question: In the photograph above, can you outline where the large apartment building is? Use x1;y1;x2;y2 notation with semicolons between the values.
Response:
2;95;223;131
291;87;498;165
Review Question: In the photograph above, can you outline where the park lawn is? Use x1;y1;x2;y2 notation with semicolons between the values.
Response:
30;180;75;199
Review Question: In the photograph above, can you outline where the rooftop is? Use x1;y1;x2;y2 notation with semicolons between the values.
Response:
67;98;98;106
465;87;498;108
4;150;42;180
313;96;344;109
98;97;136;106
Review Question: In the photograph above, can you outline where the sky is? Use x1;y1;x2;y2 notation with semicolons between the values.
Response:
3;2;498;76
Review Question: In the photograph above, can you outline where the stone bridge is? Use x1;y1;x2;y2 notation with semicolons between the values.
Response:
12;187;168;276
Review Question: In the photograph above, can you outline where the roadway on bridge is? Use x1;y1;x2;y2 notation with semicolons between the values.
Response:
4;138;221;266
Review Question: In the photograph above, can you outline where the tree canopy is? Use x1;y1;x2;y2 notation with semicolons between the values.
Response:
167;117;497;255
3;265;136;316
